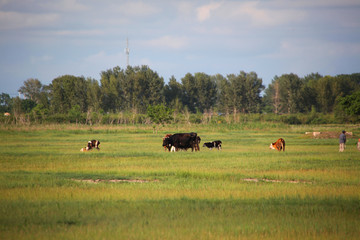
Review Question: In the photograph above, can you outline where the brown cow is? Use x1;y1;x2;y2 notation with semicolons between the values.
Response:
269;138;285;151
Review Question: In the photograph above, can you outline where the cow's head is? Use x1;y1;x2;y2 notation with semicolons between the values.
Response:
162;137;173;147
269;143;276;150
86;141;92;150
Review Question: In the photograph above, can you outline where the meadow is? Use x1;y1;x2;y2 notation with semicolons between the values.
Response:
0;123;359;239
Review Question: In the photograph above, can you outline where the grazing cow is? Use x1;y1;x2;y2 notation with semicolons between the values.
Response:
269;138;285;151
203;140;222;150
80;139;100;152
162;132;198;152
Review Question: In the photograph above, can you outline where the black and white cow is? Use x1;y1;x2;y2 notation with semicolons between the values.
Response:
80;139;100;152
203;140;222;150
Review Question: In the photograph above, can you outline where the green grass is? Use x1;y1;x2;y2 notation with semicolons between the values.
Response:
0;124;359;239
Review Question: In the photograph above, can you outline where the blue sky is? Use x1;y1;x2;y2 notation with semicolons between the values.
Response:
1;0;360;97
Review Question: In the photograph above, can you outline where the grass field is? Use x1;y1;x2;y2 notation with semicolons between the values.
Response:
0;123;359;239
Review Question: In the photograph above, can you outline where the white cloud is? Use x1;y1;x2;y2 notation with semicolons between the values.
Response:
196;2;223;22
108;1;160;17
220;1;306;27
175;2;194;16
144;36;189;50
40;0;88;12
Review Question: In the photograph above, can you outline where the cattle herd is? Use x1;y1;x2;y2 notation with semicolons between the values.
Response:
80;133;286;152
162;132;223;152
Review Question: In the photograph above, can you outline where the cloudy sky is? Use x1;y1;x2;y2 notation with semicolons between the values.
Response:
1;0;360;96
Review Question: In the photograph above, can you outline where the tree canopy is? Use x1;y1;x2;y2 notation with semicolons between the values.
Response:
3;66;360;124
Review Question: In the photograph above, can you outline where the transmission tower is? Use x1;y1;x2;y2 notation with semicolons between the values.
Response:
125;38;130;67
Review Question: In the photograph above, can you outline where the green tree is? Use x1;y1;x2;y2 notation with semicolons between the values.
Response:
262;76;280;114
49;75;87;114
68;105;82;123
181;73;217;112
21;99;37;113
0;93;12;113
12;97;22;120
147;104;173;130
100;66;125;112
86;78;102;112
18;78;43;103
263;74;303;114
337;90;360;117
119;65;164;113
279;74;303;114
219;71;264;114
164;76;183;111
243;72;264;113
31;104;49;123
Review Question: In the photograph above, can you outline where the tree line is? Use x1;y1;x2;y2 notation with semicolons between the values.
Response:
1;65;360;124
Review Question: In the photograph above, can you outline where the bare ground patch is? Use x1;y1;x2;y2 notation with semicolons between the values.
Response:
72;179;159;184
243;178;312;184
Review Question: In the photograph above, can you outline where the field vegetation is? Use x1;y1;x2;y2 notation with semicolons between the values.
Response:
0;123;359;239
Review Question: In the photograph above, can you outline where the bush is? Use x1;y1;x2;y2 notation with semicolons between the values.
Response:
280;115;301;125
47;113;68;123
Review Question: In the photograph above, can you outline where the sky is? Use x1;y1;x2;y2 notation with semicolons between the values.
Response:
1;0;360;97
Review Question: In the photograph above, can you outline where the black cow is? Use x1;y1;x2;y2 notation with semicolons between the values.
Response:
194;136;201;151
162;132;198;152
203;140;222;150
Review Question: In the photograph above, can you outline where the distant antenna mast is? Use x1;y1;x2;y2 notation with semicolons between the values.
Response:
125;38;130;67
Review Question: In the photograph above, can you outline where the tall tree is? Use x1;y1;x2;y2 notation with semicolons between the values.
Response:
181;73;197;112
100;66;125;112
143;66;165;106
278;74;303;114
243;71;264;113
263;74;303;114
123;65;164;112
337;90;360;117
49;75;87;114
18;78;43;103
219;71;263;114
86;78;102;112
181;73;217;112
194;72;217;112
0;93;12;113
164;76;183;111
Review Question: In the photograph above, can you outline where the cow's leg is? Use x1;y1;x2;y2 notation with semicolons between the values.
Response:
170;146;176;152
